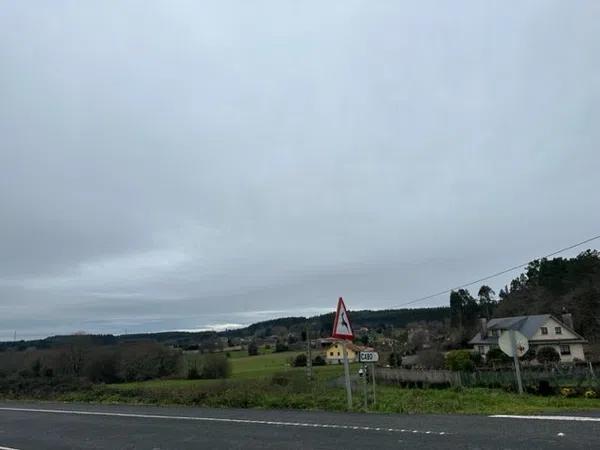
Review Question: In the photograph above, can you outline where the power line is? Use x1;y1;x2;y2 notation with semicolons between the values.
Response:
396;233;600;308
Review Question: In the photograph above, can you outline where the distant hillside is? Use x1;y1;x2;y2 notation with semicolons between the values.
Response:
224;306;450;337
494;250;600;343
0;306;450;349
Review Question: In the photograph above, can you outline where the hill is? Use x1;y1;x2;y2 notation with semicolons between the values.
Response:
0;306;450;350
494;250;600;343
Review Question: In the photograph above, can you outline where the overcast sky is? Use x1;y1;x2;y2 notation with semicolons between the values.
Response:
1;1;599;339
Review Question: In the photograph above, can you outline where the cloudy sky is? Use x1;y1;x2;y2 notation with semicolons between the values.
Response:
1;1;599;339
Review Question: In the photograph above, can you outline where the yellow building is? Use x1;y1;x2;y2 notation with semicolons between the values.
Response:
324;342;373;364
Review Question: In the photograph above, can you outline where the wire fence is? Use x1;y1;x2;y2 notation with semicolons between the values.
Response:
377;362;600;394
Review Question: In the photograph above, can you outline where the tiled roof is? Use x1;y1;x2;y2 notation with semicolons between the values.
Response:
469;314;586;345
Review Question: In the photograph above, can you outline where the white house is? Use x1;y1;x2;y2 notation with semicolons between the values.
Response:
468;313;587;363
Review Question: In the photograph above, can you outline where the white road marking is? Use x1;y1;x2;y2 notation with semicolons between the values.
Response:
491;415;600;422
0;407;449;436
0;445;22;450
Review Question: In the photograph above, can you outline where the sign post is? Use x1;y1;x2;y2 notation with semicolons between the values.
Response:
342;341;352;409
362;364;368;410
358;351;379;409
306;326;312;381
371;363;376;407
499;329;528;395
332;297;354;410
510;330;524;395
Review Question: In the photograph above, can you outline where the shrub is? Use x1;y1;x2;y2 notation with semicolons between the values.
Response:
200;354;231;379
275;342;289;353
388;352;402;367
187;367;200;380
85;351;119;383
119;342;181;382
560;387;577;398
584;389;597;399
416;350;445;369
445;350;475;372
486;348;511;365
470;352;483;366
247;342;259;356
537;380;556;396
536;347;560;364
293;354;307;367
312;355;326;366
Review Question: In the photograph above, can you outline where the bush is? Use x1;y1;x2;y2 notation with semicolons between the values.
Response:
584;389;597;399
536;347;560;364
312;355;326;366
560;387;578;398
293;354;307;367
247;342;259;356
187;367;200;380
486;348;511;365
275;342;289;353
388;352;402;367
199;354;231;379
119;342;181;382
470;352;483;366
85;351;119;383
416;350;445;369
445;350;474;372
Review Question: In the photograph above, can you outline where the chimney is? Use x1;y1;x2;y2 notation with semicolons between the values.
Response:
561;310;574;330
480;317;488;338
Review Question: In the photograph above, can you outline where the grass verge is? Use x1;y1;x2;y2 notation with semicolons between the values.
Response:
54;372;600;415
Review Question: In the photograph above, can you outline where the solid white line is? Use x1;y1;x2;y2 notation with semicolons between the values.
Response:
0;445;22;450
491;415;600;422
0;407;449;436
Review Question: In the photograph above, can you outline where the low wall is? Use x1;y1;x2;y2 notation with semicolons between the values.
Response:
377;367;459;386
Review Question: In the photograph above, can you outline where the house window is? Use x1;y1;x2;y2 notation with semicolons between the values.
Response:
337;352;340;356
559;345;571;355
329;352;333;356
555;327;562;335
541;327;548;335
478;345;486;355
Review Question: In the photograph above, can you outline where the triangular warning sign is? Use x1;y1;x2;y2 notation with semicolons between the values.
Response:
332;297;354;340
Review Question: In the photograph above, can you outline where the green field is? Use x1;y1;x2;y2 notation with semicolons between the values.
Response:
81;351;600;414
4;348;594;414
114;351;348;390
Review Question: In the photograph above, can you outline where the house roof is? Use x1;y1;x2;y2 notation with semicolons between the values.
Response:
468;314;587;345
324;342;373;353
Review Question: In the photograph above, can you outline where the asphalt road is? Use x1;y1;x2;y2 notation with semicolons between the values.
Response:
0;401;599;449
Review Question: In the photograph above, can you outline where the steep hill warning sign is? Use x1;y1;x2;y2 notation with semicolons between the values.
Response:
332;297;354;340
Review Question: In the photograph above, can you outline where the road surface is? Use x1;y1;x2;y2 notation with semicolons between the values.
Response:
0;401;598;449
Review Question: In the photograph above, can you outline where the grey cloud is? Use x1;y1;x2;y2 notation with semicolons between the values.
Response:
1;1;599;339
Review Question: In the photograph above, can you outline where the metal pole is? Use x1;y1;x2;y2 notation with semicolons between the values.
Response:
342;340;353;409
363;364;368;410
371;363;376;407
510;329;524;394
306;327;312;381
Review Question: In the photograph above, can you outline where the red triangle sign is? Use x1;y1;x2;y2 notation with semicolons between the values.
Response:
332;297;354;340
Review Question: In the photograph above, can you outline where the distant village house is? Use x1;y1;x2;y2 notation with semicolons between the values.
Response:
324;342;373;364
469;313;587;363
